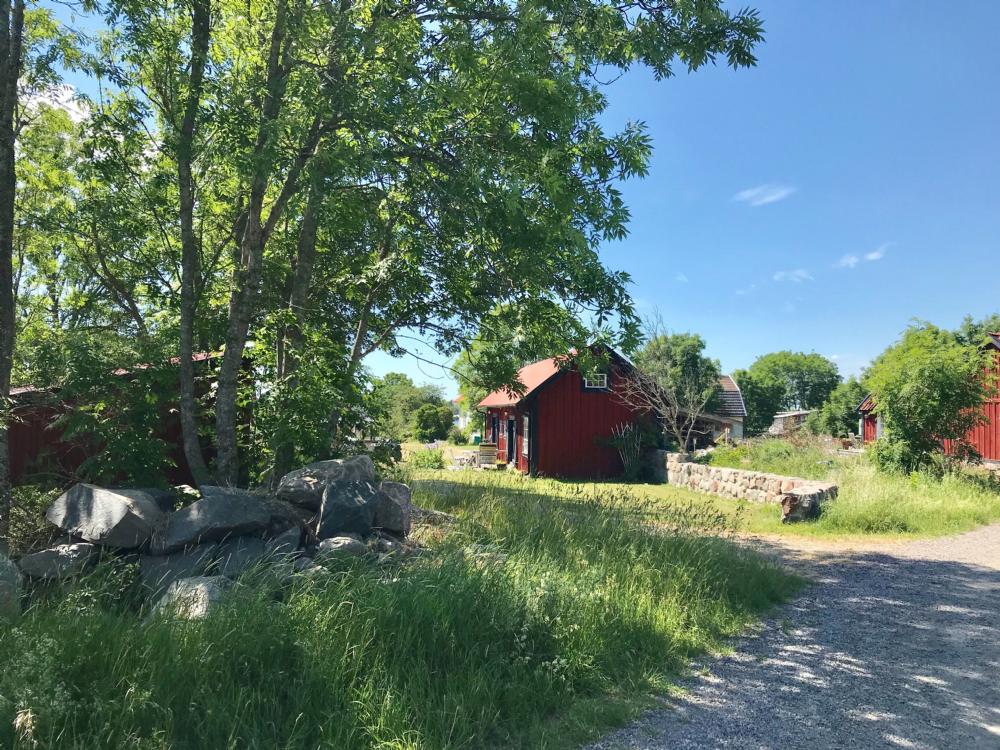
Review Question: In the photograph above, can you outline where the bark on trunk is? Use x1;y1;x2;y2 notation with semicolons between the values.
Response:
0;0;24;542
270;182;322;483
177;0;212;486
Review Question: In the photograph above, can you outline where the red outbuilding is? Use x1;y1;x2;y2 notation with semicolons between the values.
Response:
859;332;1000;462
478;348;747;479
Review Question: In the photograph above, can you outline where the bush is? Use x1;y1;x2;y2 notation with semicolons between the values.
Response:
412;404;455;442
407;448;445;469
708;437;833;480
447;425;468;444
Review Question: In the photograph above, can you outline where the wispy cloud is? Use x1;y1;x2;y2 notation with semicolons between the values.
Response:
735;283;758;296
674;272;689;283
773;269;813;283
733;183;797;207
835;243;891;269
865;243;890;261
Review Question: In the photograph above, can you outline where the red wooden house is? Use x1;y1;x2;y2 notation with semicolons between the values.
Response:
478;349;747;479
859;332;1000;462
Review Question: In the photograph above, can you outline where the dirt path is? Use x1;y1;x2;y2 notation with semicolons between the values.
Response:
586;524;1000;750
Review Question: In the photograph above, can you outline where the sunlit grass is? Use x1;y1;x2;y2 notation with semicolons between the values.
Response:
0;474;796;750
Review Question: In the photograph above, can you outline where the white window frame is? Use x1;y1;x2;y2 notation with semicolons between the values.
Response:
583;372;608;389
522;415;529;456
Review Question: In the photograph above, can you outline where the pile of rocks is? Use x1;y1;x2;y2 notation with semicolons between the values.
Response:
0;455;416;621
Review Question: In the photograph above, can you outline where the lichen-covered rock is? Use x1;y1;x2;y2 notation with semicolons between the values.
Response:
216;536;267;579
0;552;21;621
46;484;165;549
18;543;98;580
315;480;381;538
151;576;232;620
276;456;377;510
139;542;218;595
377;481;411;536
150;494;270;554
315;536;368;560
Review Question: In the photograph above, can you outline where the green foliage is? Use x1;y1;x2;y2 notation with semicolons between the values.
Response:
412;404;455;442
0;476;794;749
447;425;469;445
866;323;995;473
369;373;446;442
708;438;834;480
407;448;446;469
955;312;1000;346
734;352;840;435
807;377;867;438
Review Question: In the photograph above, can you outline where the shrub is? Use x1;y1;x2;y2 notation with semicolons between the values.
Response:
408;448;445;469
447;425;468;444
412;404;455;442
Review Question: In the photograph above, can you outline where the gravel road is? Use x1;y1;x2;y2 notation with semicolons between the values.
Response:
585;523;1000;750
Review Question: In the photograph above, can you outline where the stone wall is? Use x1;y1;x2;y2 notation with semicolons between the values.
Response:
662;451;837;510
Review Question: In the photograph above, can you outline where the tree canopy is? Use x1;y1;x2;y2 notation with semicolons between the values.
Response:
734;351;840;434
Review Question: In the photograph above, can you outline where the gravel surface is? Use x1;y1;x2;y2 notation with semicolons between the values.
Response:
586;524;1000;750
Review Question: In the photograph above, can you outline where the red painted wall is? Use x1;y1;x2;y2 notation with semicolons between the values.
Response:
533;368;639;478
863;414;877;443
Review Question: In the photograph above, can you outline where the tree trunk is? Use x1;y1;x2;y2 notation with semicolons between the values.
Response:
270;180;322;483
214;0;290;485
176;0;212;486
0;0;24;542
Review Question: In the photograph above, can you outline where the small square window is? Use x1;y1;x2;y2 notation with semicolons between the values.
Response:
583;373;608;389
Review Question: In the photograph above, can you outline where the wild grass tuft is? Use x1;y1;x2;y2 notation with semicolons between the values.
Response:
0;476;796;750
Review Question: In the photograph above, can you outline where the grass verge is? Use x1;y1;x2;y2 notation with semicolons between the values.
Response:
0;476;797;749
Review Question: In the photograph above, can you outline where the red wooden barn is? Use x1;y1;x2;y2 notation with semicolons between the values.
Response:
478;349;747;479
859;332;1000;462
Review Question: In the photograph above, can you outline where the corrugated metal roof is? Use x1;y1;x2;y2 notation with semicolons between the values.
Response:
716;374;747;418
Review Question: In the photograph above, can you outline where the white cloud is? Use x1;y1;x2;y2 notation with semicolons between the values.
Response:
865;243;890;261
733;183;797;207
835;254;860;269
735;283;758;296
772;269;813;283
674;272;689;283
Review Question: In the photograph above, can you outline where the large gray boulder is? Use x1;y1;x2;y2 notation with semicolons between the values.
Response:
315;480;381;539
216;536;267;579
18;542;98;579
151;576;232;620
264;526;302;558
150;494;270;554
46;484;165;549
0;552;21;621
139;542;218;595
376;481;412;536
276;456;377;510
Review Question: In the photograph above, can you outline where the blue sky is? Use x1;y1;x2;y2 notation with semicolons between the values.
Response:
377;0;1000;394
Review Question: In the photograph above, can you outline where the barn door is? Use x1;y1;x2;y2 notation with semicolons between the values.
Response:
506;418;516;464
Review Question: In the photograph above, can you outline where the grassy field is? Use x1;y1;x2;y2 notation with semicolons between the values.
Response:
417;439;1000;540
0;474;796;749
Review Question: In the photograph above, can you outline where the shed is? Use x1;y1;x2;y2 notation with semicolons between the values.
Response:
478;349;747;479
859;332;1000;462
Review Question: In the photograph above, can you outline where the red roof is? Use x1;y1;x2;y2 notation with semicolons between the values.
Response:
478;356;566;407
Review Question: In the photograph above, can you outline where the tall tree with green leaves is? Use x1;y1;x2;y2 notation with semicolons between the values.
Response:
807;377;867;438
735;351;840;434
867;323;996;472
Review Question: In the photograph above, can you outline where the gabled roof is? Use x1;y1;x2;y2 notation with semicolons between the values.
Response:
858;394;876;414
988;332;1000;350
716;374;747;418
478;356;566;408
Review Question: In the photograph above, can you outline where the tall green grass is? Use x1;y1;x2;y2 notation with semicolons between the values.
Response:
707;439;835;480
0;478;797;749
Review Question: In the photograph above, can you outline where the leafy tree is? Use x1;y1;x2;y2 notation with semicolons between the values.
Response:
807;377;867;438
955;313;1000;347
370;372;446;441
735;351;840;434
867;324;996;473
412;403;454;443
616;323;721;450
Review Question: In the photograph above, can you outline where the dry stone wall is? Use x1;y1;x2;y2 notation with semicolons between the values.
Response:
663;452;837;508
